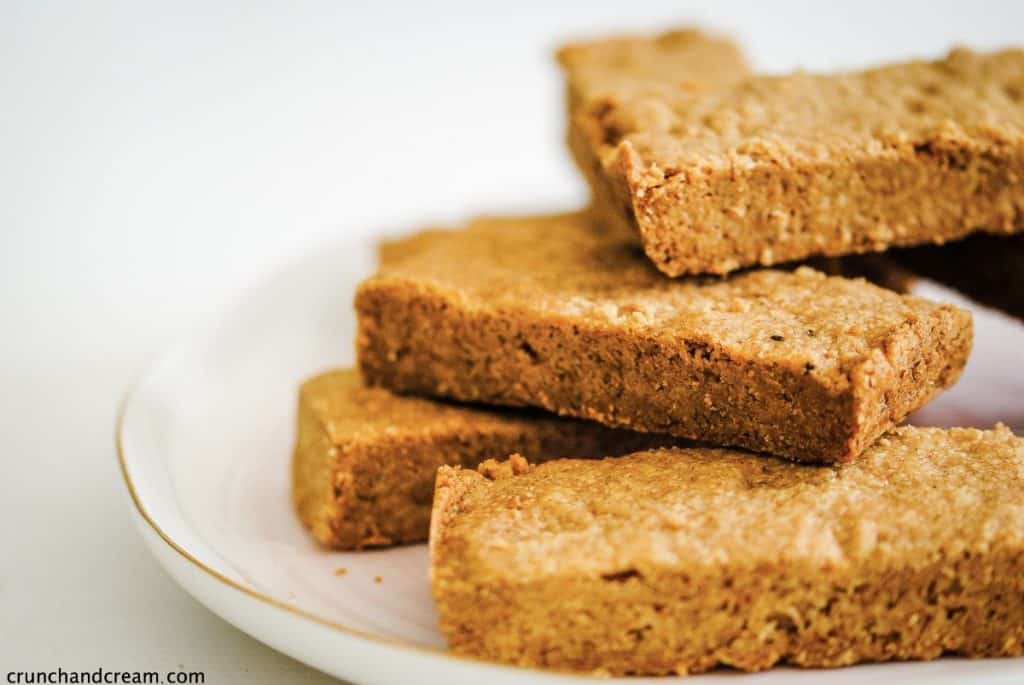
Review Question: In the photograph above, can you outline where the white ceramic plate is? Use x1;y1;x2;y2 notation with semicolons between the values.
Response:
117;235;1024;685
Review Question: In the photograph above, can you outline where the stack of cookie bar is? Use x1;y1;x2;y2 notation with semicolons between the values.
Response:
293;29;1024;675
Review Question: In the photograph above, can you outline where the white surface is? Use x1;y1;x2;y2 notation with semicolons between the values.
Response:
118;236;1023;685
4;1;1024;683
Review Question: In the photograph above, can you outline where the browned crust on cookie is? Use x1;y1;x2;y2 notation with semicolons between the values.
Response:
355;212;972;463
573;47;1024;276
430;426;1024;675
292;368;669;549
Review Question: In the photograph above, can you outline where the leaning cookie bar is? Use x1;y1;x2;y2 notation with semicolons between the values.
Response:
292;368;667;549
570;46;1024;276
429;425;1024;675
355;212;971;463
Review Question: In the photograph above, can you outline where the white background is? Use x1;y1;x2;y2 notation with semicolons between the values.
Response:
3;1;1022;682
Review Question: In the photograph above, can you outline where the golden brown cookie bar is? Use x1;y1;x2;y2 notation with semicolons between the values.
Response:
292;368;667;549
570;46;1024;276
355;212;971;463
429;425;1024;675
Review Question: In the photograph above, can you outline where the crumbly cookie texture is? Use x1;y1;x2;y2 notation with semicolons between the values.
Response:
559;28;750;244
429;425;1024;675
292;368;668;549
892;233;1024;320
355;212;972;463
571;46;1024;276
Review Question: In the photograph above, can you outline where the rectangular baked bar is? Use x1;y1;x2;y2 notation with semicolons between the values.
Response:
292;368;667;549
567;45;1024;276
891;234;1024;320
429;425;1024;675
354;212;972;463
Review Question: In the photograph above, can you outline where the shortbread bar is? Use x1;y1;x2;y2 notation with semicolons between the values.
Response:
355;212;971;463
568;46;1024;276
292;368;667;549
429;425;1024;675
